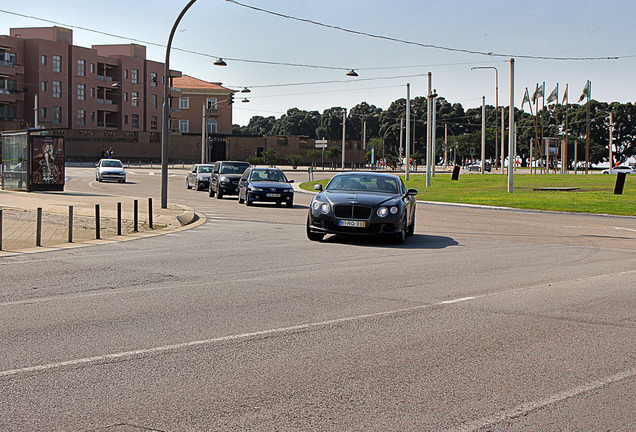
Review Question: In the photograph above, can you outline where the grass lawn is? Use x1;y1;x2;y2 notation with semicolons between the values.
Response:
300;173;636;216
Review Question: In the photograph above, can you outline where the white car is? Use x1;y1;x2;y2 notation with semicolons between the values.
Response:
95;159;126;183
601;166;636;175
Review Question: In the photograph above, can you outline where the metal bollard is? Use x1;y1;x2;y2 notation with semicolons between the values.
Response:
148;197;153;229
68;206;73;243
117;202;122;235
36;207;42;246
95;204;100;240
133;199;139;232
614;172;626;195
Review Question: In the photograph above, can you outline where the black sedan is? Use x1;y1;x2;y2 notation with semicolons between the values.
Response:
237;167;295;207
307;172;417;243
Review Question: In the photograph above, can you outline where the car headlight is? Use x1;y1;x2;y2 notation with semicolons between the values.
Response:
377;207;388;217
313;202;330;214
250;186;263;191
390;206;398;214
220;176;230;184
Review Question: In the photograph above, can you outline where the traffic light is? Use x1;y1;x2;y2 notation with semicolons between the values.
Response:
228;93;234;105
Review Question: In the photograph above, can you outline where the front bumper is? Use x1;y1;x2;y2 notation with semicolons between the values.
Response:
308;212;401;236
219;180;241;195
248;191;294;203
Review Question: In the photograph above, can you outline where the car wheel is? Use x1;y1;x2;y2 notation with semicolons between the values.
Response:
186;179;191;189
216;188;223;199
306;217;324;241
276;202;282;207
97;176;102;182
238;192;244;204
209;185;215;197
245;193;252;206
603;172;609;175
406;214;415;237
395;217;407;244
286;201;293;208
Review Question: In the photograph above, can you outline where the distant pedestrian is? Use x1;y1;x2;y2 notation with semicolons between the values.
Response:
107;147;113;158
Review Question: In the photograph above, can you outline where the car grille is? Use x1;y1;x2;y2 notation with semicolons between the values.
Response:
334;205;372;220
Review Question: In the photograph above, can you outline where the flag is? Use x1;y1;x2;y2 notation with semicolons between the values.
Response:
521;87;531;110
562;84;568;105
546;85;558;104
531;82;544;103
578;81;590;103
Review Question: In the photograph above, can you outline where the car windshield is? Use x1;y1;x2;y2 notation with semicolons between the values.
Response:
220;163;250;174
102;160;123;168
327;175;398;194
250;169;287;182
198;166;213;173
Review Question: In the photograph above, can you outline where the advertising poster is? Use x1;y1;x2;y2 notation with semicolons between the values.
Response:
31;136;64;185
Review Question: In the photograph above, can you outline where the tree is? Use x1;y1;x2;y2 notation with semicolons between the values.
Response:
262;148;279;166
316;107;347;140
325;145;342;168
271;108;321;137
286;154;304;169
306;149;322;167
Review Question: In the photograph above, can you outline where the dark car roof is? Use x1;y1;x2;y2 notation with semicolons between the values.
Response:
331;171;401;180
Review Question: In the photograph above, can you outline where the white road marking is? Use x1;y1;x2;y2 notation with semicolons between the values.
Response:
565;225;636;234
2;269;635;379
450;367;636;431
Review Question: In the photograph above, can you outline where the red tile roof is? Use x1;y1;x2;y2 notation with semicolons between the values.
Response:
173;75;233;93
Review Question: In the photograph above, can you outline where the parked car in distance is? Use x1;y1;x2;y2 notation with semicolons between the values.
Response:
209;161;252;199
237;166;294;207
95;159;126;183
601;166;636;175
307;172;417;243
186;164;215;191
467;161;491;172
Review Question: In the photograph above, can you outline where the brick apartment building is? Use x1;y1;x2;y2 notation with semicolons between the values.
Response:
0;26;235;161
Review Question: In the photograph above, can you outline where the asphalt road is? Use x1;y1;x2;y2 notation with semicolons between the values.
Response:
1;167;634;431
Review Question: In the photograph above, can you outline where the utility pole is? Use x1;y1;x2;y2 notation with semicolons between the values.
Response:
609;112;614;174
481;96;486;173
426;73;432;187
508;59;515;193
405;83;411;181
432;90;437;176
341;108;346;169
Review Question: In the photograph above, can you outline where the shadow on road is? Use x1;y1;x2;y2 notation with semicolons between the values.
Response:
320;233;459;249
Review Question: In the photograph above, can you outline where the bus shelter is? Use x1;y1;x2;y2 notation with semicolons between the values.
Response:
1;130;65;191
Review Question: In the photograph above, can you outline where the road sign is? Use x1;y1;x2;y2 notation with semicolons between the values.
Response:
315;143;328;148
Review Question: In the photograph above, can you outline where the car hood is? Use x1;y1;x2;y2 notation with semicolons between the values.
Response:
219;174;243;180
197;173;211;178
322;190;400;206
99;167;125;173
251;181;293;189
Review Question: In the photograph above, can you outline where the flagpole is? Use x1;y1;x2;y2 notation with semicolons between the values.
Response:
564;84;568;174
555;83;559;174
533;86;540;175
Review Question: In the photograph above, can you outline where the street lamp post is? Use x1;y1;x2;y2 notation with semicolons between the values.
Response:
471;66;500;173
161;0;199;209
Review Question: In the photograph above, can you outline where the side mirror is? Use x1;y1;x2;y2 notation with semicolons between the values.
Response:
406;188;418;196
288;179;294;183
314;183;323;192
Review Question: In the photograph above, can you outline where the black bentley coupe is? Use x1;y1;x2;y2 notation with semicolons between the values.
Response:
306;172;418;243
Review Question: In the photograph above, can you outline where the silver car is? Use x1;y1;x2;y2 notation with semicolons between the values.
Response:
186;164;215;190
95;159;126;183
601;166;636;175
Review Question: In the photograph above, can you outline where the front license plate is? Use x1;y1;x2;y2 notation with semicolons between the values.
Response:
266;193;281;197
339;220;365;228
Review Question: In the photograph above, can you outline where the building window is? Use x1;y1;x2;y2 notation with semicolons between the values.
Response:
78;84;86;101
151;94;158;109
52;81;62;98
90;87;95;98
52;55;61;72
206;98;218;110
124;115;128;125
179;120;189;133
132;91;139;106
123;92;128;102
179;97;189;110
41;81;47;92
207;119;218;134
150;72;157;87
124;69;128;79
53;106;62;124
132;69;138;84
151;115;158;130
41;55;46;66
41;107;47;119
132;114;139;129
90;63;95;74
78;109;86;125
90;112;95;122
77;59;86;76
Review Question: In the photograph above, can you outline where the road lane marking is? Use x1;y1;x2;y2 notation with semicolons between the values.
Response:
450;367;636;432
1;269;635;379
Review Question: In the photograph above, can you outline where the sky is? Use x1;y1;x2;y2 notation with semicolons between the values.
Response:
3;0;636;126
